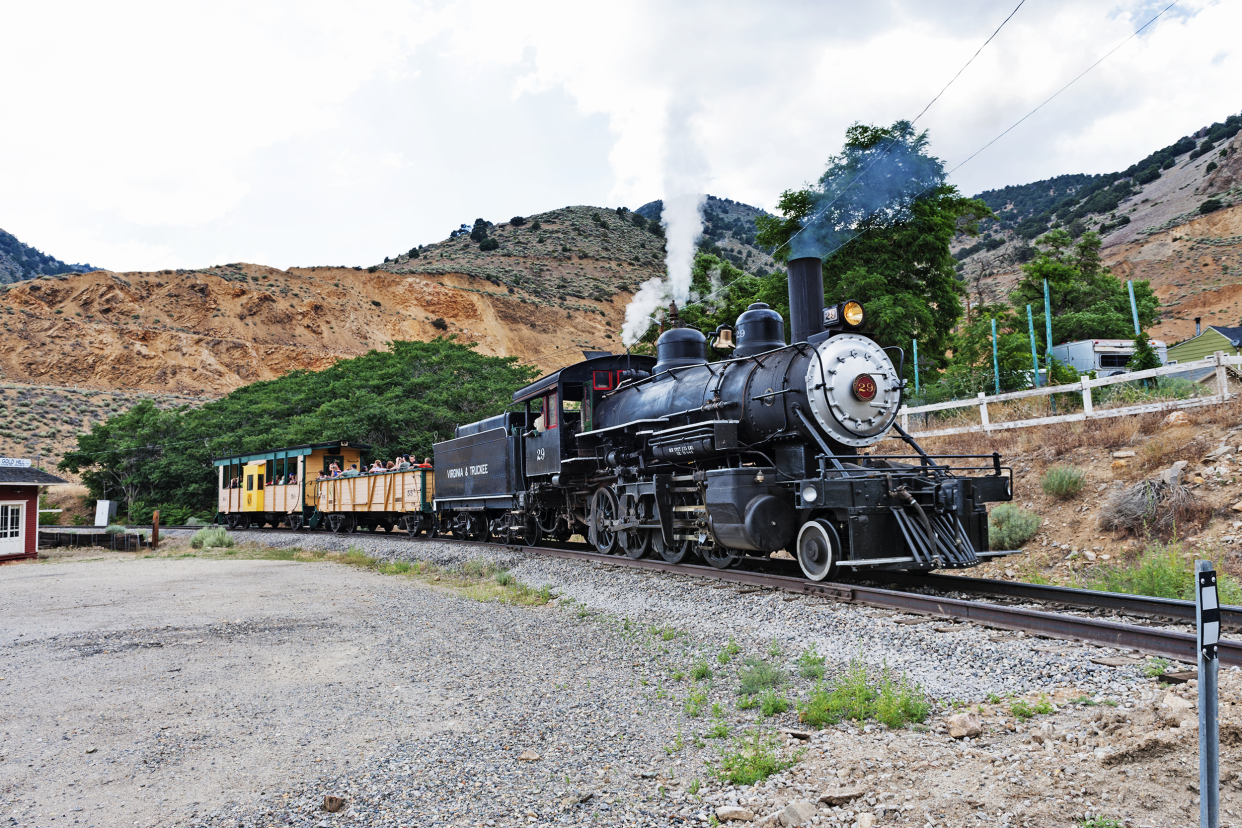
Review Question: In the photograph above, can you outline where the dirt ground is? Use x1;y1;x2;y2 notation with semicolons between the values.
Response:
5;540;1242;828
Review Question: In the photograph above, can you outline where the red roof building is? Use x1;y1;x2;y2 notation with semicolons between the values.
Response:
0;465;69;563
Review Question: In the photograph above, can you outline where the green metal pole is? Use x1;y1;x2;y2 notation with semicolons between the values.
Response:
1127;280;1141;336
1027;305;1040;388
912;339;920;395
1044;279;1057;412
992;317;1001;395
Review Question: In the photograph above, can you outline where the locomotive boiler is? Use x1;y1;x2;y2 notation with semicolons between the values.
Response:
430;255;1014;579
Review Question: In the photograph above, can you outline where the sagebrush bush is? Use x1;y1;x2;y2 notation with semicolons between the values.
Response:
736;658;785;696
104;524;126;535
1041;465;1085;498
190;526;234;549
988;504;1042;550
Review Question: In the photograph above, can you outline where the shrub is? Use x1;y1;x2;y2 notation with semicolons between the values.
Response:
371;300;382;308
1085;540;1242;604
1206;161;1218;174
529;220;541;231
1200;198;1224;215
479;238;499;251
509;216;526;226
190;526;234;549
797;645;825;680
408;247;420;258
104;524;126;535
1042;465;1085;498
430;318;449;331
737;658;785;696
758;689;788;718
797;657;929;729
988;504;1042;550
1098;479;1211;538
712;729;795;785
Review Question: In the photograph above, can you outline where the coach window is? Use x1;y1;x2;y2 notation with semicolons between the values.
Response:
275;458;285;484
324;455;343;474
247;474;254;491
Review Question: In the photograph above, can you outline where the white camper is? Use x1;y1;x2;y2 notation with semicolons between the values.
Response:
1049;339;1168;376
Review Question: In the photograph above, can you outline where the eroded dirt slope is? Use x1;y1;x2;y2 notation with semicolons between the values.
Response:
0;263;631;396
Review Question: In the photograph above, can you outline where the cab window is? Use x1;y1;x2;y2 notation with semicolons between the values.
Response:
545;393;557;429
247;474;254;491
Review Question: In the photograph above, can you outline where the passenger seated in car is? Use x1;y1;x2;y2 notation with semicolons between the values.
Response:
343;463;360;477
328;462;341;477
415;457;432;468
368;460;385;473
287;472;298;484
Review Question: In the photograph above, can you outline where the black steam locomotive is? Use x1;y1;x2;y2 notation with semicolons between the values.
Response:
431;256;1014;579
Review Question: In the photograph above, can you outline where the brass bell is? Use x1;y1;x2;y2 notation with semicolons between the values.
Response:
712;325;736;350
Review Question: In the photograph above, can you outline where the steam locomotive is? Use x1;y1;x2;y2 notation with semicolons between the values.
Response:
431;256;1015;579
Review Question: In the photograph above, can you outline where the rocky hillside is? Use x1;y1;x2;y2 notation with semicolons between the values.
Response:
956;110;1242;345
636;195;777;276
0;205;685;397
0;228;98;285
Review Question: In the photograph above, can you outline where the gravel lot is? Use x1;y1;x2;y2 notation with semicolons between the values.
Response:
2;532;1231;828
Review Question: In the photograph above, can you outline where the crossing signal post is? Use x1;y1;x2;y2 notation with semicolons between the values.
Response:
1197;559;1220;828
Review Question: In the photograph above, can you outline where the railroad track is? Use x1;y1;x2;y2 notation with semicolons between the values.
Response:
136;523;1240;667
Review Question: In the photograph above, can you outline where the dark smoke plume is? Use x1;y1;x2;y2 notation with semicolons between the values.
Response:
789;121;945;260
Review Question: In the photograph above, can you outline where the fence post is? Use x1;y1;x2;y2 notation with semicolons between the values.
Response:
1215;351;1228;401
899;404;908;433
1080;376;1094;417
978;392;990;433
1026;305;1040;388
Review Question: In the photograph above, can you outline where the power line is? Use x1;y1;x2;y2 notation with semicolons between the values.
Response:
946;0;1182;176
775;0;1027;258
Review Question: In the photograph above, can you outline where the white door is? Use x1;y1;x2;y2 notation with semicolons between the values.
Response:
0;502;24;557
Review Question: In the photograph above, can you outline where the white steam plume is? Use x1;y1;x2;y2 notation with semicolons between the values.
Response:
620;100;708;347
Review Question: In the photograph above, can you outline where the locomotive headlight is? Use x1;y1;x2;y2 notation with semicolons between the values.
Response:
842;301;865;328
801;484;818;503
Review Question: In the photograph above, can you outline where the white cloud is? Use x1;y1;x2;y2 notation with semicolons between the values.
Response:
0;0;1236;271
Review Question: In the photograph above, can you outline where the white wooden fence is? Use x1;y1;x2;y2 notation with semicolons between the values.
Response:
898;351;1236;439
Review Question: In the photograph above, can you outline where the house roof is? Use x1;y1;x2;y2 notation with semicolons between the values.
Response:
0;467;69;486
1169;326;1242;350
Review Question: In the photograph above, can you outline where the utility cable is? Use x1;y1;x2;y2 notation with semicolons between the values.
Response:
774;0;1027;258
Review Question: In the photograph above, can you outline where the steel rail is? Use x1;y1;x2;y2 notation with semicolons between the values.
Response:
861;570;1242;628
118;524;1235;665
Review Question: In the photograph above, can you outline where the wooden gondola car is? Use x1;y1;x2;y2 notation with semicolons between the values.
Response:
313;466;435;534
214;440;369;529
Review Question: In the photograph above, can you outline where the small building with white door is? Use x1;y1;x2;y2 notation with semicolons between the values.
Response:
0;463;69;563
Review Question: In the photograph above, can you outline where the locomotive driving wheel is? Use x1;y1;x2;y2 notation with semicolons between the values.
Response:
467;512;488;542
652;531;695;564
589;487;620;555
619;495;653;560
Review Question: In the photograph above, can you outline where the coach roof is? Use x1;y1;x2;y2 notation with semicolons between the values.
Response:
212;440;373;467
511;353;657;404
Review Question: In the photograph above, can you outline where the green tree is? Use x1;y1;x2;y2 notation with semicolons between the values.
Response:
1010;229;1158;349
754;121;990;373
60;339;538;515
1131;329;1162;372
945;305;1036;394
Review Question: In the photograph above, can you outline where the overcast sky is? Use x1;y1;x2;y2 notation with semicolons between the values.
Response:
1;0;1237;272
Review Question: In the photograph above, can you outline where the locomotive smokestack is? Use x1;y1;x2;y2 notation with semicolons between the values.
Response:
787;256;825;344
